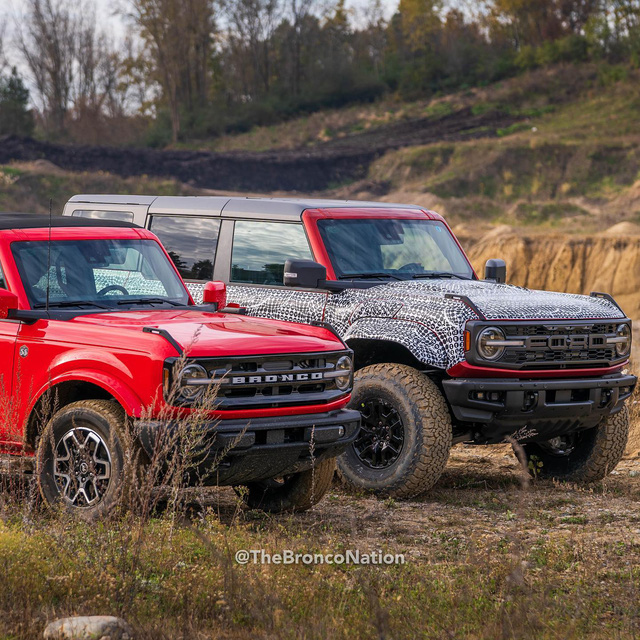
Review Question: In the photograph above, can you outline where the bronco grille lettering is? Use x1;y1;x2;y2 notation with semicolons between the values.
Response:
231;372;324;384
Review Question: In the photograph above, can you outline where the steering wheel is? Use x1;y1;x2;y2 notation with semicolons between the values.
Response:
398;262;423;273
97;284;130;297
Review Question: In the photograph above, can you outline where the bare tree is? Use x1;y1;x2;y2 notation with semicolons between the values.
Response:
289;0;316;95
15;0;78;134
128;0;217;143
226;0;284;96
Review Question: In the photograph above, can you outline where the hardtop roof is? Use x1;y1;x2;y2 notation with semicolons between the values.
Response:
68;195;424;221
0;213;140;230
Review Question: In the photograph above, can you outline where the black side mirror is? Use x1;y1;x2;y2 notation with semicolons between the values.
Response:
484;259;507;284
284;259;327;288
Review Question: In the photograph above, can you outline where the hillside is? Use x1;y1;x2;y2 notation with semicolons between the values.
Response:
1;63;640;318
2;64;639;234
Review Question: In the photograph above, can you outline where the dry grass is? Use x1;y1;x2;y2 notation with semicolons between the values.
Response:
1;446;640;640
1;372;639;639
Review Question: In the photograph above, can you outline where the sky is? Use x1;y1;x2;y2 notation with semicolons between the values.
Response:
1;0;400;43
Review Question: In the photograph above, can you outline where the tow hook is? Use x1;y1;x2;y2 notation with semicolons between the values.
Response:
522;390;538;412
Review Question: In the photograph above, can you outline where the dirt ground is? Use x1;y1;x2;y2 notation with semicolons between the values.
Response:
202;443;640;556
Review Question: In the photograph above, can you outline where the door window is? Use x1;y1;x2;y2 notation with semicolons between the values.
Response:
149;215;220;281
231;221;312;285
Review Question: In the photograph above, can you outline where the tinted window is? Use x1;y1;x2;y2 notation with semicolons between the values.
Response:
72;209;134;222
318;218;473;278
149;215;220;281
231;221;312;285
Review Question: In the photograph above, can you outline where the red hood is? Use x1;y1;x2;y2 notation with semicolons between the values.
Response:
70;309;342;357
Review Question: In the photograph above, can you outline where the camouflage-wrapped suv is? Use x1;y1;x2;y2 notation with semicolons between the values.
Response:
64;195;637;497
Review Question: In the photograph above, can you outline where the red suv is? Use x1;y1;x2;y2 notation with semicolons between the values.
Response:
0;215;358;517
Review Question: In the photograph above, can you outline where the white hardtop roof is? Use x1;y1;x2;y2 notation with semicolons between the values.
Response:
68;194;424;221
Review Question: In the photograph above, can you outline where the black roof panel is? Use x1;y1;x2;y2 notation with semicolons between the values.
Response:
0;213;140;231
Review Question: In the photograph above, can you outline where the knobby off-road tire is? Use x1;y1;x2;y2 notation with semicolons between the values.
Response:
241;457;336;513
337;363;452;498
521;406;630;483
36;400;132;520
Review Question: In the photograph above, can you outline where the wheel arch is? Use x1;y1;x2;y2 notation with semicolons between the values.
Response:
346;338;426;372
24;373;142;448
343;318;448;372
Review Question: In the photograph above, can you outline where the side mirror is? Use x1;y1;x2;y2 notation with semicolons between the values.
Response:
203;281;227;309
0;289;19;320
284;259;327;288
484;259;507;284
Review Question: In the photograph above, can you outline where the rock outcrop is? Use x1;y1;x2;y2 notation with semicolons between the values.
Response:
462;228;640;319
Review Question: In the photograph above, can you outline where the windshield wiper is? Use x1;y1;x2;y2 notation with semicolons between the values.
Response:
338;272;403;281
412;272;471;280
116;298;183;307
33;300;110;309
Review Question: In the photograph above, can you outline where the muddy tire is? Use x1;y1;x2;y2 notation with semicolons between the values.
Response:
521;406;630;482
240;457;336;513
337;364;452;498
36;400;130;520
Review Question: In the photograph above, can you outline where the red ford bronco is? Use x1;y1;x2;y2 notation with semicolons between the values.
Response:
0;214;358;517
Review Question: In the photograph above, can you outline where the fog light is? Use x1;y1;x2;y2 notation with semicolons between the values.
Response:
338;426;345;437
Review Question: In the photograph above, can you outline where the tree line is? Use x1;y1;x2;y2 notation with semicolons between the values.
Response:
0;0;639;146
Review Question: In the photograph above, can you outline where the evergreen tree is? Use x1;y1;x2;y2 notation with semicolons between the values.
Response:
0;68;34;137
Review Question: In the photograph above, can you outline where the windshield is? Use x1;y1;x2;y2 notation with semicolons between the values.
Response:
317;218;474;279
12;239;190;309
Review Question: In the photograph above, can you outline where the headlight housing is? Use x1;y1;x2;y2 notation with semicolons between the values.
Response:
178;363;209;402
477;326;506;361
614;323;631;357
334;355;353;391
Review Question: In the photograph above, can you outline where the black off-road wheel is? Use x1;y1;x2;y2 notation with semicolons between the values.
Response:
240;457;336;513
337;363;452;498
36;400;131;520
520;406;630;482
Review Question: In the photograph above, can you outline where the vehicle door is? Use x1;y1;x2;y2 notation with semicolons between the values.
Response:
215;218;329;324
146;214;222;303
0;263;21;448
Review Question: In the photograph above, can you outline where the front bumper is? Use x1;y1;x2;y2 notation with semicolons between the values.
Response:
136;408;361;485
442;373;636;443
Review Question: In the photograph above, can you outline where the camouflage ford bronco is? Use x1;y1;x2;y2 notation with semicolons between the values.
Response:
64;195;637;498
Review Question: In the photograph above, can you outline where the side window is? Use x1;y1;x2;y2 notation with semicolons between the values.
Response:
231;221;312;285
72;209;134;222
149;215;220;281
0;263;6;290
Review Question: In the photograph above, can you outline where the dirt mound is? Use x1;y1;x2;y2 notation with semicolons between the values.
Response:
604;221;640;236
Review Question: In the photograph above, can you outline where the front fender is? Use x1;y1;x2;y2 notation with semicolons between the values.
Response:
27;369;146;421
343;317;449;369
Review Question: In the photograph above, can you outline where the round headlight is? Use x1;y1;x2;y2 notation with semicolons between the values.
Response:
615;323;631;357
477;327;506;361
178;363;208;401
334;355;353;391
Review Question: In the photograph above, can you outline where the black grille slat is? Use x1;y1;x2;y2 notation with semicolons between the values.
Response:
488;322;623;370
185;351;348;410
